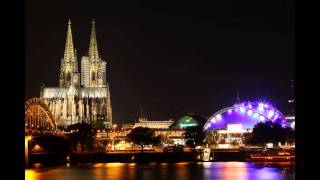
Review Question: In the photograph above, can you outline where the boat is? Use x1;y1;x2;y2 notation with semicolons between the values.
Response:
247;150;295;162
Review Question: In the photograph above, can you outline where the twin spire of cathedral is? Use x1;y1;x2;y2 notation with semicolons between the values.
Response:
63;19;100;63
60;19;104;88
89;19;99;60
64;19;75;63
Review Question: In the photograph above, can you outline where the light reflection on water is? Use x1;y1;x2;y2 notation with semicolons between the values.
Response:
25;162;294;180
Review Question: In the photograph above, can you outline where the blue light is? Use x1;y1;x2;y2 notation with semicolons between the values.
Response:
247;110;253;116
240;107;246;114
258;105;264;112
259;116;265;121
268;110;274;118
253;113;259;118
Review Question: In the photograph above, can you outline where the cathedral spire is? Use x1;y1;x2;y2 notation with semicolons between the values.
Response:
74;49;78;73
64;19;75;62
88;19;99;60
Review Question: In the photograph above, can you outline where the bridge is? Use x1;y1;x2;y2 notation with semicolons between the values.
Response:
25;98;58;136
25;98;64;166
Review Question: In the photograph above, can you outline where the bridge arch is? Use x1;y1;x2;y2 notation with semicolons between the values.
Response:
25;98;57;131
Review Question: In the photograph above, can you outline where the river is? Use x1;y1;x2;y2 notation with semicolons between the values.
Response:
25;162;294;180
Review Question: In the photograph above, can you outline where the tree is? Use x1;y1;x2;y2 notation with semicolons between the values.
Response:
152;135;162;147
67;123;96;152
126;127;158;152
248;121;293;147
184;126;206;149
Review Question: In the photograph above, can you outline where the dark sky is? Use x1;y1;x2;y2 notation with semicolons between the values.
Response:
25;0;294;124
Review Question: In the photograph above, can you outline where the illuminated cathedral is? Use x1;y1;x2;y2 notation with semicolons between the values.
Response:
40;19;112;129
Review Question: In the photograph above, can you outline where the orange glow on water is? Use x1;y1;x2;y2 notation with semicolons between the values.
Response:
25;170;38;180
220;162;248;180
105;163;125;168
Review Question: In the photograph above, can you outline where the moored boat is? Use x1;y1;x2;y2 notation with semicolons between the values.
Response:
247;150;295;162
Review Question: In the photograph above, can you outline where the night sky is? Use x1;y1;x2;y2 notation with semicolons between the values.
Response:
25;0;294;124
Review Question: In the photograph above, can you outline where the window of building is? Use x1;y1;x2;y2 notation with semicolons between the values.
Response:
66;72;71;81
92;72;96;81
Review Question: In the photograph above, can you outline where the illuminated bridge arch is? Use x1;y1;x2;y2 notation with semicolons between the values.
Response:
25;98;57;132
204;101;288;131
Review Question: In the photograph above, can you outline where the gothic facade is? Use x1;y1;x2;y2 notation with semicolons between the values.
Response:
40;19;112;129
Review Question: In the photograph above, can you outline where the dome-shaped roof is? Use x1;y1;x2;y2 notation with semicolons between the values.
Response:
171;113;207;129
204;101;288;131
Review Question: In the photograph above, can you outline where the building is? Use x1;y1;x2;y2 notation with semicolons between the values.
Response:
132;112;174;129
170;113;208;129
40;19;112;128
204;101;289;147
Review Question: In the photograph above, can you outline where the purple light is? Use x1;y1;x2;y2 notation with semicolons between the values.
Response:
205;100;287;131
216;114;222;120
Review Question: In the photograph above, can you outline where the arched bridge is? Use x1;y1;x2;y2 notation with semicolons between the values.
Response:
25;98;57;135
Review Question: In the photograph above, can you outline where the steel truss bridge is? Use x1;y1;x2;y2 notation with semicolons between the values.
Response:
25;98;59;136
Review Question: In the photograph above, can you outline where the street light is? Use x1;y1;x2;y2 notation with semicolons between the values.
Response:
113;124;117;130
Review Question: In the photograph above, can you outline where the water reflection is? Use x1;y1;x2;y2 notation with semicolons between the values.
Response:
25;162;294;180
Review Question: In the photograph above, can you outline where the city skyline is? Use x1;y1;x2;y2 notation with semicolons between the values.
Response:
26;0;294;124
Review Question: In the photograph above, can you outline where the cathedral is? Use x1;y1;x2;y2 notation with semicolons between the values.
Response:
40;19;112;129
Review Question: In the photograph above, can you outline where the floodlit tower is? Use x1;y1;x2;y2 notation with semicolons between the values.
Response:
81;19;107;87
59;19;80;87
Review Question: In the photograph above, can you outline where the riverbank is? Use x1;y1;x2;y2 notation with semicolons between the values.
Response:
27;150;294;168
28;151;246;166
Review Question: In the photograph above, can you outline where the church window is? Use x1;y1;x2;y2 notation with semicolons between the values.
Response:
92;72;96;81
66;72;71;81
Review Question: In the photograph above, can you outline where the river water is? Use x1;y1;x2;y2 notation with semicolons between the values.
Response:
25;162;294;180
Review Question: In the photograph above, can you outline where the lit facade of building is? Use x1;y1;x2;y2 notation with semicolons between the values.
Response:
154;129;186;145
132;113;174;129
40;19;112;128
204;101;289;147
132;120;175;129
